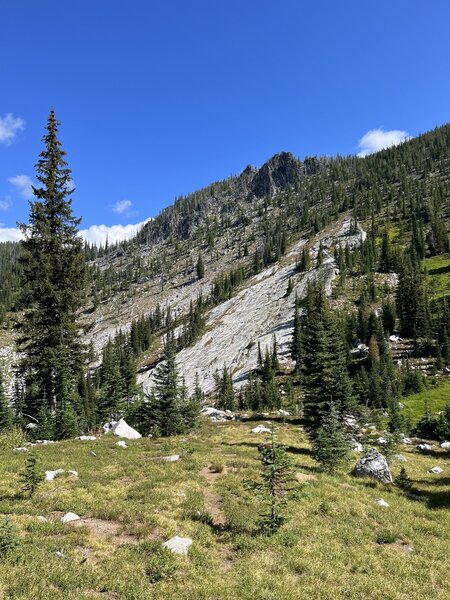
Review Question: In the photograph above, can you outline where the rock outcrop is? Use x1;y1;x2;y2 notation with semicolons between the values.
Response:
354;448;393;484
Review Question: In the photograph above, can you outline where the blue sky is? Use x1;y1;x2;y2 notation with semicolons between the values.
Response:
1;0;449;244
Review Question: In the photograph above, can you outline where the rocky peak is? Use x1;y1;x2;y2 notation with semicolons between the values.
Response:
250;151;304;198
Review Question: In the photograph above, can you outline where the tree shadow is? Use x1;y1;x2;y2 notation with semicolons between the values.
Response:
408;486;450;509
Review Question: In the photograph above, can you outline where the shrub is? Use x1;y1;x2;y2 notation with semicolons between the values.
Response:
20;453;44;498
0;517;19;557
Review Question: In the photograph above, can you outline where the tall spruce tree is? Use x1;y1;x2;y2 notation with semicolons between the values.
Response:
17;110;86;424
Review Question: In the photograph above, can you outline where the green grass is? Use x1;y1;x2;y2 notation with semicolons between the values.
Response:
401;378;450;423
0;420;449;599
424;254;450;300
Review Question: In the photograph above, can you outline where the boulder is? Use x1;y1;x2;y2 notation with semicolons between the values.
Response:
45;469;64;481
343;415;358;429
200;407;234;422
440;441;450;449
428;466;443;474
377;437;388;445
416;443;432;454
68;470;79;477
402;437;412;445
354;448;393;484
61;512;80;523
160;455;180;462
103;418;141;439
252;425;271;434
162;536;193;556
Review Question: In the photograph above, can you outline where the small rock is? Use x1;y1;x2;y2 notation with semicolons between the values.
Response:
440;441;450;449
428;466;443;474
116;441;127;448
377;437;388;445
375;498;390;507
45;469;64;481
354;448;393;484
55;550;66;558
25;423;38;430
162;536;193;556
77;435;97;441
90;451;97;457
61;512;80;523
416;443;432;453
393;454;407;462
277;409;290;416
14;447;28;452
68;470;79;477
402;437;412;445
348;438;363;453
160;455;180;462
252;425;271;434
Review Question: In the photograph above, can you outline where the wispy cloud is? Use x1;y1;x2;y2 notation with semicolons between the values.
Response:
357;128;410;157
0;113;25;145
8;174;34;199
0;196;11;211
0;218;151;246
112;199;133;215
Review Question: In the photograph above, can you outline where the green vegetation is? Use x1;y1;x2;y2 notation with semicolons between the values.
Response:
425;254;450;300
0;420;448;599
401;378;450;423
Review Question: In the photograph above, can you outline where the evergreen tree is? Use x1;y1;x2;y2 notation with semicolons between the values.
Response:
151;343;184;436
17;110;86;423
20;453;44;498
311;403;351;473
196;253;205;279
216;365;236;411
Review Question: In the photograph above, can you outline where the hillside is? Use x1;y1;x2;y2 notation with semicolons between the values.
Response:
0;420;449;599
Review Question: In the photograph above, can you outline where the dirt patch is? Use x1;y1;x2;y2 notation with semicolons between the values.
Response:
295;472;317;482
203;489;227;528
70;518;139;546
216;544;236;570
386;539;415;553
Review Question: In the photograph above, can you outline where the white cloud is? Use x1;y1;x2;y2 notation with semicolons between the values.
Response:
0;113;25;145
80;219;150;246
0;226;22;242
0;196;11;211
0;218;151;246
112;199;133;214
9;174;34;199
357;128;410;157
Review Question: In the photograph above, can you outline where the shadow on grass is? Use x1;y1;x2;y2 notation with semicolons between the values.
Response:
221;441;311;457
429;263;450;276
409;486;450;509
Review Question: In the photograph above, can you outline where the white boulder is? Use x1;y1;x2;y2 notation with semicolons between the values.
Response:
103;418;141;439
45;469;64;481
77;435;97;441
160;455;180;462
428;466;443;474
277;409;290;416
440;441;450;449
375;498;390;507
200;407;234;422
61;512;80;523
416;443;432;453
68;470;79;477
252;425;271;434
162;536;193;556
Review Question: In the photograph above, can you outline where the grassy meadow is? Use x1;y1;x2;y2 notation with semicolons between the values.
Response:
0;419;449;600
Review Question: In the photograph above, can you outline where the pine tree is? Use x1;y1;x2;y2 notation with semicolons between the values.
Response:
196;253;205;280
20;453;44;498
216;365;236;411
17;110;86;423
246;427;295;534
152;343;183;436
311;403;351;473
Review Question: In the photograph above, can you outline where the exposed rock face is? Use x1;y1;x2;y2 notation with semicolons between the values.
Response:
354;448;393;484
250;152;304;198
